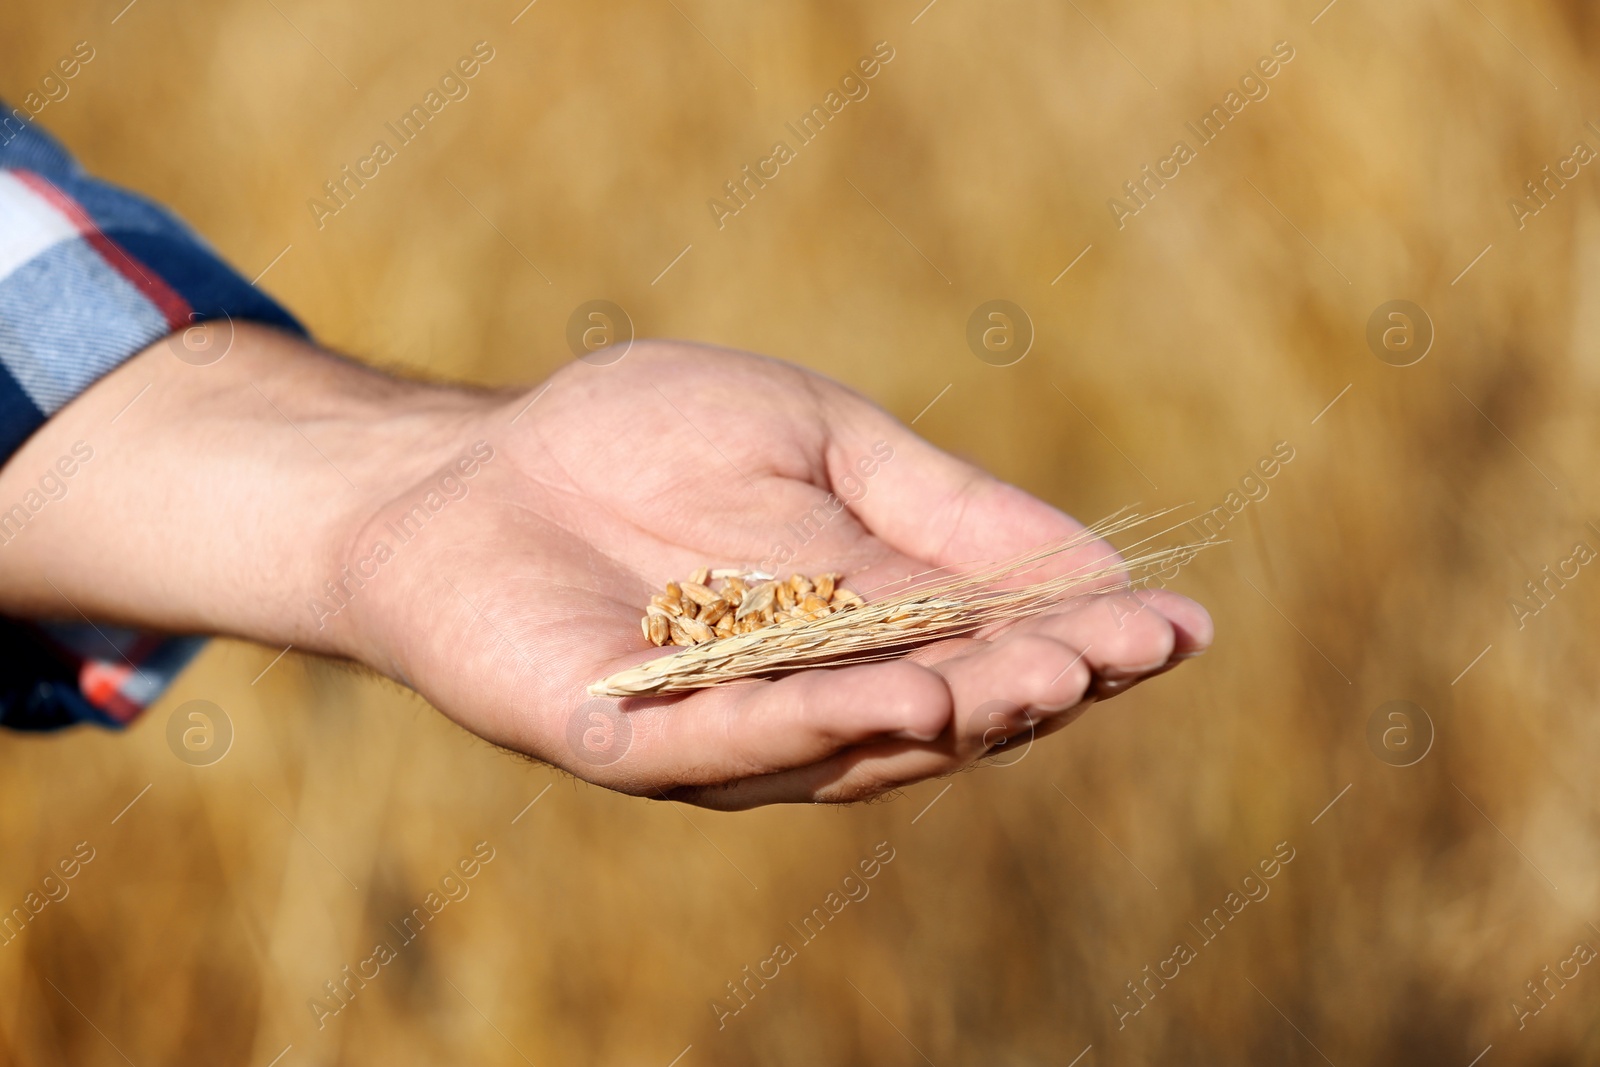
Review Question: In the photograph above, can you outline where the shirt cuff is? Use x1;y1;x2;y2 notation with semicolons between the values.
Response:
0;104;305;730
0;107;305;457
0;621;207;731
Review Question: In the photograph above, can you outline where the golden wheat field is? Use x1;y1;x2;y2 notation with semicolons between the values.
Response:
4;0;1600;1063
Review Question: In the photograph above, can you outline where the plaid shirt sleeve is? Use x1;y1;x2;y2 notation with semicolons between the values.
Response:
0;105;306;731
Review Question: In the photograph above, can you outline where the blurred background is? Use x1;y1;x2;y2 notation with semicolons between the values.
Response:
5;0;1600;1062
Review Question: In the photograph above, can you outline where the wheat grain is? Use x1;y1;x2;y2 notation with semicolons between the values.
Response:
736;581;777;621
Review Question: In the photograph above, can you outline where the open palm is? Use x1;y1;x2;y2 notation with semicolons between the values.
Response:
349;342;1211;808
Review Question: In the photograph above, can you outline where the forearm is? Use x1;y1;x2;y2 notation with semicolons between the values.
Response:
0;323;495;660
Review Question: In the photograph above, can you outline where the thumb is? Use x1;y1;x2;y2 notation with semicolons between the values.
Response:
821;392;1104;571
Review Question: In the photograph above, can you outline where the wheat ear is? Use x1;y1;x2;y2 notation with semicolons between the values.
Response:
588;506;1216;698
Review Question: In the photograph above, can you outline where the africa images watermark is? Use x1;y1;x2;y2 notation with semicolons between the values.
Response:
1508;531;1595;630
1186;440;1296;543
1106;439;1296;631
710;840;897;1030
1511;934;1598;1030
0;440;95;548
1106;40;1297;230
0;841;97;948
706;41;897;230
307;41;496;230
308;840;497;1030
757;439;894;574
1112;840;1297;1029
1506;120;1600;231
0;40;96;147
307;441;496;629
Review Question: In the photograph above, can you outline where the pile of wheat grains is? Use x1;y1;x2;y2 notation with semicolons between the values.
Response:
643;568;866;647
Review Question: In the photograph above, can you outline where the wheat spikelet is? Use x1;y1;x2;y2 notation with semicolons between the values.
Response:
588;507;1216;697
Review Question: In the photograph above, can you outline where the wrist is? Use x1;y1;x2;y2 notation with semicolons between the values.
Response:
0;323;505;663
215;327;508;663
310;409;513;673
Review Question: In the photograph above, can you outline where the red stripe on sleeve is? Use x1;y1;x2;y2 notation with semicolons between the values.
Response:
12;169;192;331
80;661;143;723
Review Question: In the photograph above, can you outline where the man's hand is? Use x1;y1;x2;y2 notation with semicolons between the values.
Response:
0;326;1210;808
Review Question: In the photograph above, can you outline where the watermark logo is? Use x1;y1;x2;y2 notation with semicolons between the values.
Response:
1366;300;1432;367
566;698;633;766
166;312;234;367
967;698;1036;767
166;699;233;766
966;300;1033;367
1365;699;1433;767
566;300;634;366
